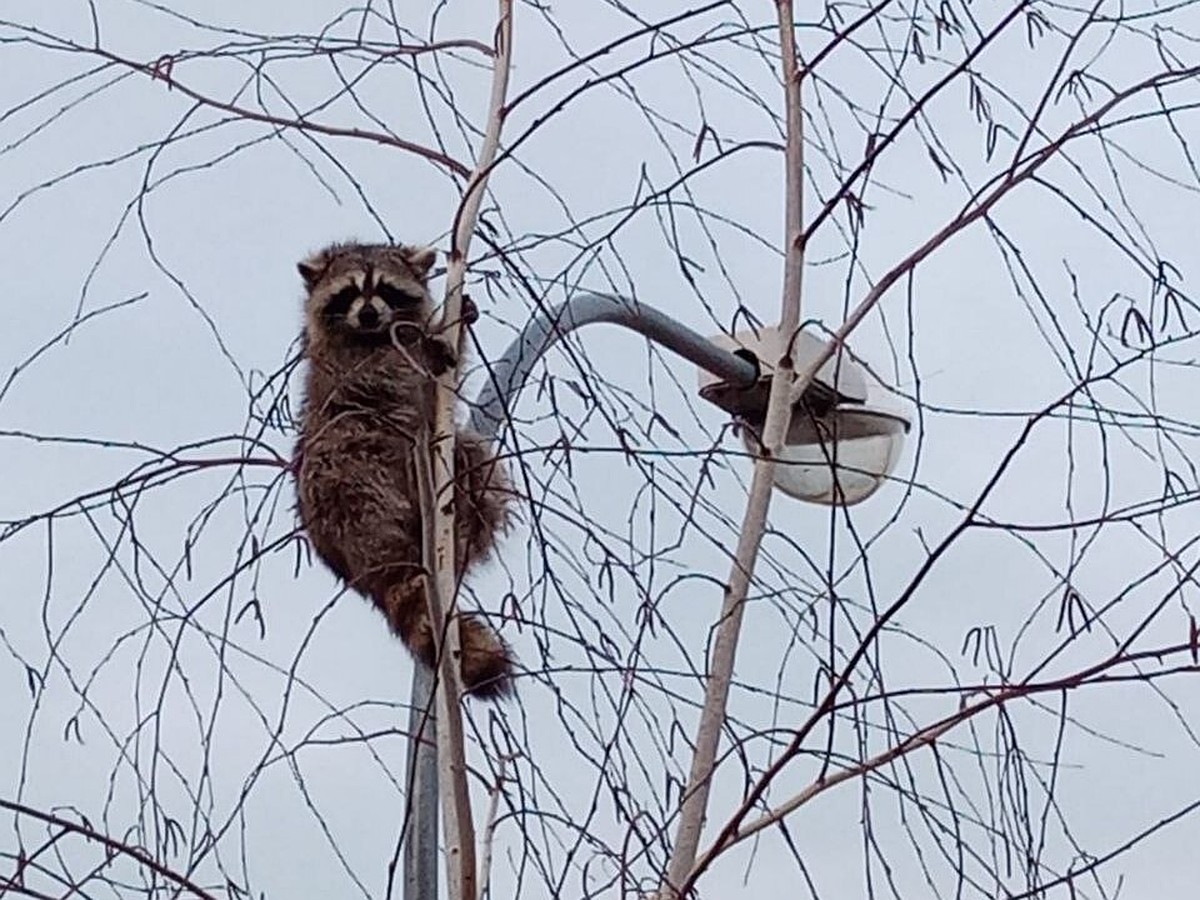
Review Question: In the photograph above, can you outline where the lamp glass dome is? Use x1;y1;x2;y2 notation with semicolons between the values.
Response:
745;408;907;506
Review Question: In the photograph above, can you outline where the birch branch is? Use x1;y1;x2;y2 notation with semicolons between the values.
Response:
659;4;805;896
425;5;514;900
413;424;474;900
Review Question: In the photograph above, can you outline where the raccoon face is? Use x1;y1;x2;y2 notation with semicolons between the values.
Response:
317;269;427;337
299;243;437;345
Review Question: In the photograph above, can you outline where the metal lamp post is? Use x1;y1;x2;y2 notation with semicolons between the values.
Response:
401;292;910;899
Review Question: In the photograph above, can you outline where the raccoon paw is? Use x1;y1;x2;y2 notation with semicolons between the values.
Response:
422;335;458;376
458;613;515;699
460;294;479;326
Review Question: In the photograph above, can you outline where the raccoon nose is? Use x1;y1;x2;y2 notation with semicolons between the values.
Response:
357;305;380;328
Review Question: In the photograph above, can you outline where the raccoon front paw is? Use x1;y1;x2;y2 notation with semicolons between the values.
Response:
460;294;479;326
389;321;424;348
422;335;459;376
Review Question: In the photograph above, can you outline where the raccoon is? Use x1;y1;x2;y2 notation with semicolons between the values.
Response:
293;241;513;698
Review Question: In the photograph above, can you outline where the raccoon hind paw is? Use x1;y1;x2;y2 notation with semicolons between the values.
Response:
459;614;515;699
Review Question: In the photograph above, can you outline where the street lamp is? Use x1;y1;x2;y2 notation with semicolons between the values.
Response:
695;327;910;505
404;292;910;899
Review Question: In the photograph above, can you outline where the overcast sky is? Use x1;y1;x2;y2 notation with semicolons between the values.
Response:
2;2;1200;898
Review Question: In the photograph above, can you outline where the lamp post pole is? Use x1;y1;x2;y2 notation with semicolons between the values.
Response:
402;661;439;899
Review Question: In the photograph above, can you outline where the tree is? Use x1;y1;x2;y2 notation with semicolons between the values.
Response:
2;2;1199;898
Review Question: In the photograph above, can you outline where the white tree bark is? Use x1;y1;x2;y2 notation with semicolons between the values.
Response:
660;2;807;896
422;5;514;900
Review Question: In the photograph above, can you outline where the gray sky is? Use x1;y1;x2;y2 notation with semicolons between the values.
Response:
2;2;1200;898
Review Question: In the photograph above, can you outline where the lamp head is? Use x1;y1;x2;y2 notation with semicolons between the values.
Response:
697;327;910;506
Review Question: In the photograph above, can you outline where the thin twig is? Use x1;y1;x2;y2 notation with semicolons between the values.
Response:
785;61;1200;410
477;754;515;900
76;43;474;177
0;799;218;900
695;640;1200;858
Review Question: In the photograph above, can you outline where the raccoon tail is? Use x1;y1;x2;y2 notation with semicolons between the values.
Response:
384;578;515;699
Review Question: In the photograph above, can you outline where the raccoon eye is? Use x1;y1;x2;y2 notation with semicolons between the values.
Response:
323;284;361;319
375;280;424;309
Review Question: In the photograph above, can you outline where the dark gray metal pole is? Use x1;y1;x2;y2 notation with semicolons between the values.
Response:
402;292;756;900
402;661;438;900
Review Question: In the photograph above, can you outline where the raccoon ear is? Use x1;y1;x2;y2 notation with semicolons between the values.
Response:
405;245;437;277
297;251;329;288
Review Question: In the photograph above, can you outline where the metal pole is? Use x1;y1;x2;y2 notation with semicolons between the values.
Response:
402;292;756;900
403;662;439;900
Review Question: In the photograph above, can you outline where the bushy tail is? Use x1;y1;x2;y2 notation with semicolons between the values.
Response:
383;578;514;699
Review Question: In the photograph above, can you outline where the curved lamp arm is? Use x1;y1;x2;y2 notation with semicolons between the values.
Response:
470;291;758;440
